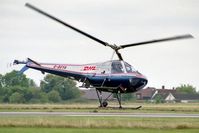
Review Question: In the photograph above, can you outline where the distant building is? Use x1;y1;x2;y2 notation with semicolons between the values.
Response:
151;86;176;102
81;86;199;103
153;93;199;103
135;85;199;103
135;87;156;100
81;89;114;100
135;86;172;101
172;93;199;103
135;86;176;100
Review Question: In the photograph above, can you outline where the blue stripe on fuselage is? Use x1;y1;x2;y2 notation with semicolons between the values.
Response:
88;75;134;87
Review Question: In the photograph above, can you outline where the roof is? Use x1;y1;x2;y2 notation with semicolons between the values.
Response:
136;87;156;99
156;89;176;94
153;93;169;100
173;93;199;100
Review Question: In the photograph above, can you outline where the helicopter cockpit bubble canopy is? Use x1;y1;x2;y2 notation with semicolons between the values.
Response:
124;61;136;73
97;60;136;74
111;60;136;74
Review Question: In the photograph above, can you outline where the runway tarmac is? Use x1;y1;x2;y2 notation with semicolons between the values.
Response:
0;112;199;118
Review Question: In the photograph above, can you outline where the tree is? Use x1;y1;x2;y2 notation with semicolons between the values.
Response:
0;74;3;88
0;74;4;102
0;71;81;103
176;84;197;94
2;70;36;88
3;86;29;103
38;92;48;103
9;92;25;103
47;90;61;102
0;71;39;103
40;74;58;93
55;79;80;100
41;74;80;100
154;94;164;103
29;89;48;103
0;87;10;103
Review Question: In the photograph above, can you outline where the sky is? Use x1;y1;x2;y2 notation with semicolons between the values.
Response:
1;0;199;90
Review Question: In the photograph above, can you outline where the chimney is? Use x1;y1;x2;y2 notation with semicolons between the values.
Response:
162;85;165;89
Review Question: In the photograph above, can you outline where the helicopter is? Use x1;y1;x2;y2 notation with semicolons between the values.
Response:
14;3;193;108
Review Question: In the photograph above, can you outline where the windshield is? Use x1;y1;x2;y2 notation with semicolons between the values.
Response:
111;61;124;73
124;62;136;73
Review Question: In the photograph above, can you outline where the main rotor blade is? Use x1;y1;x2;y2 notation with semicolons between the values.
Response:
119;34;193;49
25;3;108;46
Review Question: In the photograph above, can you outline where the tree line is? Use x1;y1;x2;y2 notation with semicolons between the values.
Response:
0;70;198;104
0;71;80;103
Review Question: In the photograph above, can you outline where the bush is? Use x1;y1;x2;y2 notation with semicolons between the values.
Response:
47;90;61;103
154;95;164;103
9;92;25;103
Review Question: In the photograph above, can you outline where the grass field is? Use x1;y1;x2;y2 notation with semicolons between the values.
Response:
0;116;198;129
0;127;198;133
0;103;198;113
0;103;198;133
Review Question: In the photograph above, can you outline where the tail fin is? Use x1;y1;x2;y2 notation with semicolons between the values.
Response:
27;58;41;66
19;66;29;74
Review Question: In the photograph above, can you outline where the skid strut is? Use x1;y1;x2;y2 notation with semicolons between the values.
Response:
96;89;113;107
96;89;103;107
95;89;122;108
115;91;122;108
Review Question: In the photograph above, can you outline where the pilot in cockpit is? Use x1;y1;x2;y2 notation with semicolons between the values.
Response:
111;62;124;73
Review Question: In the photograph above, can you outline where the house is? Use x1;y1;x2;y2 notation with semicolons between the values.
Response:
135;86;175;100
172;93;199;103
135;87;156;100
81;86;199;103
153;93;199;103
152;92;176;103
135;85;199;103
165;93;176;102
151;86;176;102
152;86;176;98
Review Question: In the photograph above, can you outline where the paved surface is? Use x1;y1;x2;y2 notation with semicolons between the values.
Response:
0;112;199;118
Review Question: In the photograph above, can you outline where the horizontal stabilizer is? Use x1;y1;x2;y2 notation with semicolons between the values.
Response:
13;60;26;65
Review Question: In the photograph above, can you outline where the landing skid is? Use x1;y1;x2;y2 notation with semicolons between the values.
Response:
96;89;123;108
95;89;142;109
134;105;142;110
95;89;141;109
97;106;142;110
